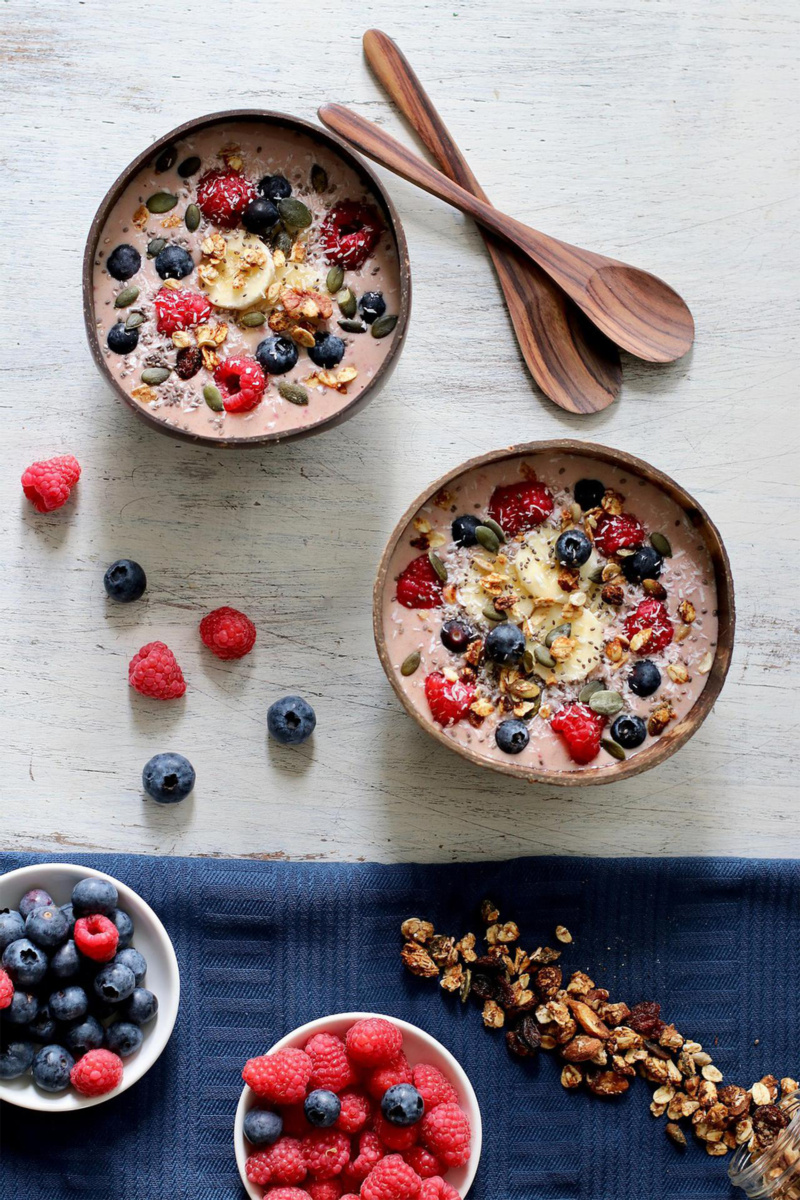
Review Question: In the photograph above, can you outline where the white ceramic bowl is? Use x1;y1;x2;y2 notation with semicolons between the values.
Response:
0;862;180;1111
234;1011;482;1198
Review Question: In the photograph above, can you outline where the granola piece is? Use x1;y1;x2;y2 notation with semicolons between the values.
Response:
557;567;580;593
561;1064;583;1090
705;1141;729;1157
610;1055;636;1078
701;1064;724;1083
455;933;477;962
401;918;435;945
648;702;675;736
567;999;612;1039
677;1048;698;1078
282;288;333;322
562;1036;604;1062
667;1093;700;1121
599;1002;631;1027
757;1075;780;1103
601;490;624;515
751;1080;775;1106
641;1057;672;1085
601;583;625;606
428;935;458;968
696;1079;719;1108
401;942;439;978
132;204;148;229
718;1085;751;1117
650;1099;668;1118
605;637;626;663
781;1077;800;1096
666;1122;687;1148
658;1024;685;1051
566;971;595;996
607;1027;644;1054
555;925;573;944
482;999;505;1029
704;1102;730;1130
678;599;696;624
486;921;520;946
642;579;667;600
530;946;562;965
586;1070;630;1096
535;966;562;999
667;663;690;684
583;988;611;1011
171;330;193;349
629;628;653;654
440;964;464;992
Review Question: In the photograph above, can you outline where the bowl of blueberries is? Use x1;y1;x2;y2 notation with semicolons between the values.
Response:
0;862;179;1110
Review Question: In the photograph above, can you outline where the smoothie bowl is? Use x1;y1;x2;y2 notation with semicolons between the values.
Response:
375;441;734;785
84;111;410;446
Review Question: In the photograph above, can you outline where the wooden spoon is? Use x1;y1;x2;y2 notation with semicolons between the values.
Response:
362;29;620;413
318;102;694;363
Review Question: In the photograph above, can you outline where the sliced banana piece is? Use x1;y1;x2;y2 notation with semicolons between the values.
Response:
534;605;608;683
199;230;274;310
514;528;600;600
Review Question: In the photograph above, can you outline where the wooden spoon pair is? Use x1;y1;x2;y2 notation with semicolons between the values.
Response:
318;30;694;414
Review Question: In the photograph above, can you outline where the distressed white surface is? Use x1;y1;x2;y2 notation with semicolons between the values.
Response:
1;0;798;861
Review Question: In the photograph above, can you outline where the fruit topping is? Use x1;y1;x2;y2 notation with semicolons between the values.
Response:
142;753;196;803
359;291;387;324
106;244;141;281
154;244;194;280
196;167;257;227
555;528;592;568
259;173;293;201
103;559;146;603
21;454;81;513
628;659;661;697
423;673;476;727
213;356;267;413
495;718;530;754
256;334;299;376
440;620;474;653
484;623;526;666
593;511;645;556
396;554;444;609
107;322;139;354
610;714;648;749
267;696;317;745
308;331;346;370
243;196;279;235
381;1083;424;1127
320;201;383;270
199;606;257;659
573;477;605;510
622;544;664;583
550;702;606;764
488;480;554;536
153;287;212;334
70;1048;123;1096
128;641;187;700
624;598;674;653
451;514;481;547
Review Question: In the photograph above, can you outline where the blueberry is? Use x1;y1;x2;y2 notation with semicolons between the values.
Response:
50;939;80;981
555;529;592;568
485;623;526;666
104;1020;143;1057
611;714;648;749
27;1002;57;1042
2;939;48;987
19;889;53;920
0;1040;35;1079
107;322;139;354
243;196;279;235
0;910;25;951
243;1108;284;1146
304;1088;341;1127
628;660;661;698
64;1015;105;1057
441;620;474;654
25;905;69;949
574;478;605;511
622;545;663;583
32;1044;74;1092
142;753;195;804
451;514;481;547
104;559;147;602
122;987;158;1025
495;719;530;755
49;986;89;1024
258;174;292;201
255;334;298;376
381;1083;424;1127
358;291;386;324
114;948;147;986
72;877;118;917
267;696;316;746
107;244;141;281
155;244;194;280
307;331;345;369
109;909;134;948
60;904;76;935
94;963;136;1005
4;990;39;1026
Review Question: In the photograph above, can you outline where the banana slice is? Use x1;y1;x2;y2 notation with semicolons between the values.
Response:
514;528;600;599
199;231;275;311
535;605;608;683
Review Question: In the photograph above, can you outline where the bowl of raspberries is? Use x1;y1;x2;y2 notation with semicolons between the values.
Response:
0;863;179;1110
235;1012;481;1200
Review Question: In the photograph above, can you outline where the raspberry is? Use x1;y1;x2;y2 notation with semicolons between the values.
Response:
320;201;383;270
342;1131;384;1186
402;1146;443;1179
395;554;445;609
488;480;554;536
0;968;13;1009
420;1103;471;1169
243;1047;313;1105
624;598;674;653
128;641;186;700
593;512;645;556
301;1129;350;1180
550;702;606;765
247;1137;307;1186
305;1032;358;1093
412;1064;458;1112
196;168;257;227
345;1017;403;1069
214;356;267;413
70;1048;123;1096
281;1104;313;1137
366;1054;412;1100
419;1178;460;1200
336;1087;371;1133
199;606;257;660
263;1191;313;1200
424;673;476;727
153;287;212;335
21;454;81;513
308;1183;344;1200
373;1112;418;1152
361;1154;422;1200
73;914;119;962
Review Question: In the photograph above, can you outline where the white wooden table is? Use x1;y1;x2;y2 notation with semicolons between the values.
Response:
3;0;798;862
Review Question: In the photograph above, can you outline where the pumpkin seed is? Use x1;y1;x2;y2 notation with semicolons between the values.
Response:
240;311;266;328
545;622;572;648
125;311;145;330
588;566;605;584
274;229;293;254
147;192;178;214
178;155;201;178
337;288;357;318
371;313;398;339
155;144;177;173
521;649;535;675
311;164;328;193
650;531;673;557
578;679;604;704
278;381;309;406
400;650;421;677
147;237;166;258
326;265;344;294
459;967;472;1003
589;690;624;716
534;644;555;668
338;318;366;334
203;384;224;412
601;738;626;761
527;693;543;718
141;367;170;386
278;197;312;230
428;551;447;583
114;286;139;308
475;525;500;555
483;603;507;622
482;517;506;543
185;203;201;232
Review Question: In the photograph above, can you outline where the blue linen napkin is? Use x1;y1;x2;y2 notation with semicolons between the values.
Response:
1;852;798;1200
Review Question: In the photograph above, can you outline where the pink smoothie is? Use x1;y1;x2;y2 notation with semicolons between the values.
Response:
91;120;402;440
381;451;719;774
